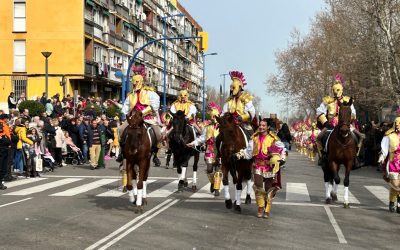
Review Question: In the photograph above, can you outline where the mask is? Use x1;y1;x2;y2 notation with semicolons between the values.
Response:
208;108;220;119
230;78;242;96
332;83;343;98
132;75;144;91
179;90;189;102
394;117;400;131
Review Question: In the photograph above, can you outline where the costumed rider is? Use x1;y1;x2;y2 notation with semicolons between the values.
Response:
252;118;286;218
169;81;201;134
115;65;162;166
221;70;256;160
378;109;400;213
187;102;222;196
315;73;363;166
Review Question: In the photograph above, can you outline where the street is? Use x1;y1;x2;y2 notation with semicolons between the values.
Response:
1;150;399;250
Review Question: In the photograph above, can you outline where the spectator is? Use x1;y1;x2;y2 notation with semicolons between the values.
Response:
40;92;47;106
25;127;40;178
16;93;26;109
53;119;66;167
14;119;33;175
20;108;31;121
64;131;84;165
7;92;17;113
78;117;91;163
45;99;54;117
278;123;292;151
85;105;96;118
0;114;11;189
66;118;79;147
53;101;63;117
88;119;102;170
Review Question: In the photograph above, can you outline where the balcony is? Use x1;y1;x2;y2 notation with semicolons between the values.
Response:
115;36;122;48
116;3;129;19
85;11;94;22
121;39;129;52
110;66;122;82
85;23;94;36
108;34;115;46
85;60;95;75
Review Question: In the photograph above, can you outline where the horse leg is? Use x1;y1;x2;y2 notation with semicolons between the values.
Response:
222;166;232;209
192;152;200;192
331;161;340;203
323;163;332;204
245;178;252;204
343;162;352;208
135;164;146;214
234;175;243;213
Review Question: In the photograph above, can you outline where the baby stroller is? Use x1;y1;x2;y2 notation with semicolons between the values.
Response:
64;145;84;165
42;154;56;172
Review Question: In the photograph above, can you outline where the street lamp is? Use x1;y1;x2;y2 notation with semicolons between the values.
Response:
162;13;185;113
201;52;218;121
41;51;52;98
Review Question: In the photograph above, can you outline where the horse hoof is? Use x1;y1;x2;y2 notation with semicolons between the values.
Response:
214;190;220;197
343;203;350;209
325;198;332;204
331;192;338;202
178;180;184;192
234;205;242;213
192;185;197;192
135;206;143;214
245;194;251;204
225;199;233;209
183;180;188;187
209;183;214;193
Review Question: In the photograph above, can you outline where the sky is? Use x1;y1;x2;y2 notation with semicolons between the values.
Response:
179;0;326;117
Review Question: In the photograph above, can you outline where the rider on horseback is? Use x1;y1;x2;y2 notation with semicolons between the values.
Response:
316;74;363;166
221;71;255;160
115;66;162;166
378;109;400;213
253;118;285;218
187;102;222;196
170;82;201;134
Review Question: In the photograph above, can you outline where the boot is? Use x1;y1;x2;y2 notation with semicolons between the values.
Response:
207;173;214;193
389;201;396;213
152;148;161;167
165;150;172;168
255;188;266;218
264;189;274;218
116;143;124;163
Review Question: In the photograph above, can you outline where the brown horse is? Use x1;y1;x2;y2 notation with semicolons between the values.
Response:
125;110;154;213
323;98;357;208
216;113;253;213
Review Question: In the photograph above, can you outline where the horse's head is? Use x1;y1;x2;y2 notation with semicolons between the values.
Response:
127;109;144;128
338;98;353;138
170;110;187;145
215;113;236;135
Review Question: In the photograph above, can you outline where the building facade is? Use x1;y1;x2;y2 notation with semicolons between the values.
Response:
0;0;204;111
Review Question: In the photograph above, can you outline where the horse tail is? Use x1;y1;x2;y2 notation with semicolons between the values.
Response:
230;155;238;184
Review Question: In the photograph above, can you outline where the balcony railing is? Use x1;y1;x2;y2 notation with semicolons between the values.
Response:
116;3;129;19
85;23;94;36
85;60;95;75
115;36;122;48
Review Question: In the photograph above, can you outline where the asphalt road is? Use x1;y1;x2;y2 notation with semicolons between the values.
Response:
1;150;399;250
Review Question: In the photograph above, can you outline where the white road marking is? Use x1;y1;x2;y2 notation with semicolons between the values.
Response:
98;199;179;250
96;180;156;197
3;178;47;188
147;180;179;198
324;205;347;244
190;183;214;199
365;186;389;205
42;175;190;180
50;179;118;196
0;198;33;208
3;178;82;196
337;185;360;204
85;199;176;250
286;183;311;202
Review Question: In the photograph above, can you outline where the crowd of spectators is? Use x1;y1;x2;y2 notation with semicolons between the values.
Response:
0;92;121;190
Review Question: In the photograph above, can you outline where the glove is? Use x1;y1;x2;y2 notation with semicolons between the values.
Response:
377;154;385;165
324;121;334;130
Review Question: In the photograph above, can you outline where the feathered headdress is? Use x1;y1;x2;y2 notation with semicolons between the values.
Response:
207;102;221;112
334;73;344;85
132;65;146;79
229;71;246;86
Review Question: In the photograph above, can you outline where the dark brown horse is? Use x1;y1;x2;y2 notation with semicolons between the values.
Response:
216;113;253;213
324;98;357;208
168;110;200;192
125;110;154;213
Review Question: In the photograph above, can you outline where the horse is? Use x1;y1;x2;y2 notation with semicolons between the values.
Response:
168;110;200;192
215;113;253;213
125;109;156;213
323;98;357;208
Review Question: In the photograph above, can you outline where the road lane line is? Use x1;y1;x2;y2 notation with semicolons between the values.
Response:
337;185;360;204
324;205;347;244
42;175;191;180
0;198;33;208
99;199;179;250
286;183;311;202
50;179;118;196
3;178;83;196
85;199;173;250
96;180;156;197
365;186;389;205
147;180;179;198
4;178;47;188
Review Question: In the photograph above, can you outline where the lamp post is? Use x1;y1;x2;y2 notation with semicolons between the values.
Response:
201;52;218;121
41;52;52;98
220;73;228;107
162;13;185;113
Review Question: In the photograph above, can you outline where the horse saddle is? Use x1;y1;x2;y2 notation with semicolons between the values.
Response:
239;123;253;142
144;124;158;150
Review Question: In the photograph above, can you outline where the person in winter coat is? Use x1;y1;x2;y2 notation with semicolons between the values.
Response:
14;119;33;174
53;119;66;167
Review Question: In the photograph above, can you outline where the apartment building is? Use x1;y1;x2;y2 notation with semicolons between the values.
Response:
0;0;204;111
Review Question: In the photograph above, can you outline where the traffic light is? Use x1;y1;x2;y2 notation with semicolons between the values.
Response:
197;31;208;52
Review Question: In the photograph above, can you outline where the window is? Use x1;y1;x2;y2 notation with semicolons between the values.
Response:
14;1;26;32
12;75;27;99
14;40;26;72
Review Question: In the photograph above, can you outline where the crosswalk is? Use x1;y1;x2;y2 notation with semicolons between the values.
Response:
1;177;392;206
